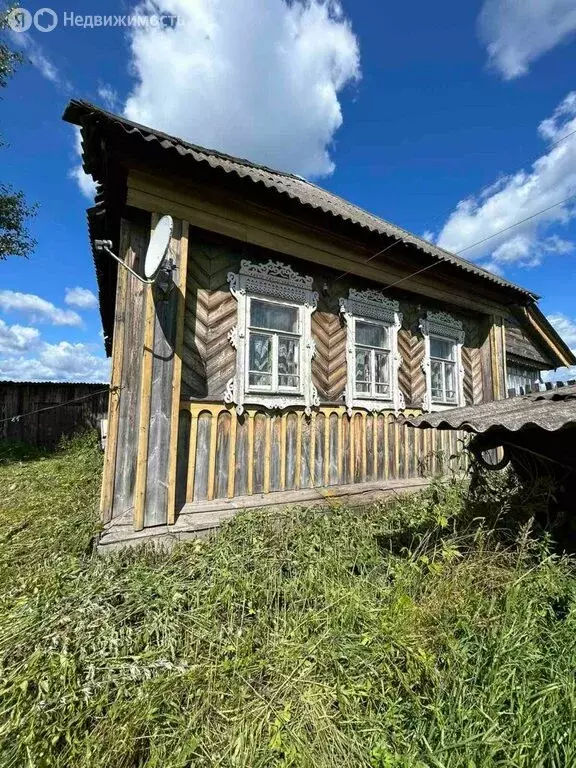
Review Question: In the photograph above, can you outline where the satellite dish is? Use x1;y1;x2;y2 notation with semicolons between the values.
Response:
93;213;175;292
144;215;173;280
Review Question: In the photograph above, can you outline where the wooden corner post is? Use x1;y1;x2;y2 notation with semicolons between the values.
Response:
133;215;190;531
489;315;506;401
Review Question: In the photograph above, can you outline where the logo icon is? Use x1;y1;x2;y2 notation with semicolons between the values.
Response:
7;7;32;32
34;7;58;32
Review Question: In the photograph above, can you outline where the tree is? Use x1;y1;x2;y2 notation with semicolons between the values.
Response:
0;6;37;260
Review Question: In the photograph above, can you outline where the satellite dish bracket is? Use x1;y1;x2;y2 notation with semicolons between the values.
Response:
94;218;176;295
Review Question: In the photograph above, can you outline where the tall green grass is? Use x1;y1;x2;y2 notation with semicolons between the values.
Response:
0;433;575;767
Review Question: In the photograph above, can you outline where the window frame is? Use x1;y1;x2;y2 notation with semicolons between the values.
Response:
506;359;542;396
340;290;403;415
420;311;465;412
245;295;303;395
226;259;319;415
428;334;459;406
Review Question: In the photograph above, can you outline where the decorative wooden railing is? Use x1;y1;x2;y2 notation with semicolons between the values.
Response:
176;402;467;506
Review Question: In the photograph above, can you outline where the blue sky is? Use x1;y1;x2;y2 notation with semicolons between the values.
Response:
1;0;576;381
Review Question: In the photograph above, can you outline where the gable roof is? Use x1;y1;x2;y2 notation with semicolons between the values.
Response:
62;100;574;368
63;100;537;294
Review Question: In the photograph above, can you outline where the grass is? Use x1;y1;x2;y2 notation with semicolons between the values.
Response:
1;433;576;767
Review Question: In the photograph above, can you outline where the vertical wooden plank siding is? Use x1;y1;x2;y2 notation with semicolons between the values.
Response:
167;221;190;524
144;218;185;527
247;411;255;496
309;412;316;487
133;235;157;531
323;415;330;487
295;413;303;489
111;216;149;523
489;317;505;401
228;413;238;498
186;413;198;502
206;411;219;500
175;403;472;505
100;224;128;524
280;412;288;490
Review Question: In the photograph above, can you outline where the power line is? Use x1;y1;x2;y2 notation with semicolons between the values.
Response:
456;193;576;255
333;121;576;288
332;191;576;297
373;191;576;295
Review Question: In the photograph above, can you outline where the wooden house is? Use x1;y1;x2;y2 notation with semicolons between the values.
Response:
63;101;575;550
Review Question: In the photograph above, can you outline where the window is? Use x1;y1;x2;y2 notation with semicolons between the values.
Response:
506;362;541;395
420;311;465;412
354;320;391;398
340;290;403;415
248;298;301;392
429;335;457;404
226;260;319;415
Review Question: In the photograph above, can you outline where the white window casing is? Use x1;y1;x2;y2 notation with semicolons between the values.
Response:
339;289;404;416
226;259;320;415
420;311;465;411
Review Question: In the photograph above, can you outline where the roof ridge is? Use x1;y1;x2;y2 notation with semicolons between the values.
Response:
63;99;538;301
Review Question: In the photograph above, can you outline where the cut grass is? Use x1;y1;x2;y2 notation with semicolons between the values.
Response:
0;432;576;767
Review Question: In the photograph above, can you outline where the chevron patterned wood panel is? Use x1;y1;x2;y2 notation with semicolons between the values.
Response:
398;302;426;407
182;241;239;399
462;318;484;405
312;310;347;402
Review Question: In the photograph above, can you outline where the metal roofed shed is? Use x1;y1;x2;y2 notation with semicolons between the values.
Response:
406;383;576;542
406;383;576;435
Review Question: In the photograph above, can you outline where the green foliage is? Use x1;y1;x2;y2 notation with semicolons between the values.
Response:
1;435;576;766
0;7;23;89
0;5;37;260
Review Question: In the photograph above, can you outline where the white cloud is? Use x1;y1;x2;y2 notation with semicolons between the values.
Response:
122;0;360;178
8;30;67;87
0;320;40;354
97;83;119;111
478;0;576;80
70;127;97;200
0;290;82;326
434;92;576;274
0;341;110;383
541;313;576;383
65;287;98;309
548;313;576;348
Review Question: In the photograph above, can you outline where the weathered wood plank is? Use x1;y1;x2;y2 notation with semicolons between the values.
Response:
193;411;212;501
145;219;183;527
253;412;266;495
112;215;149;521
167;220;190;524
215;411;230;500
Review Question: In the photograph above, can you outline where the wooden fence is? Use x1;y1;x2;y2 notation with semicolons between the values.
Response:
0;382;109;447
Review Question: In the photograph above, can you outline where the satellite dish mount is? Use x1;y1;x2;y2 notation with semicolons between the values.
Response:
94;215;175;294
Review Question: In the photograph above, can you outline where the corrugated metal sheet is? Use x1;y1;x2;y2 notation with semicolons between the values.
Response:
406;385;576;434
63;100;536;300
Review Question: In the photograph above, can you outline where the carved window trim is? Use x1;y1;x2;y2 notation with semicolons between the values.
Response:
419;311;465;412
339;289;404;416
226;259;320;415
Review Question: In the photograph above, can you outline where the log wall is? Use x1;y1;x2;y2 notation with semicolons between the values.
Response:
180;233;490;409
177;402;468;505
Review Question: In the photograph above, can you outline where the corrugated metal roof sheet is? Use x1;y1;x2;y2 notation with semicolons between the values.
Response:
406;385;576;434
63;100;536;300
